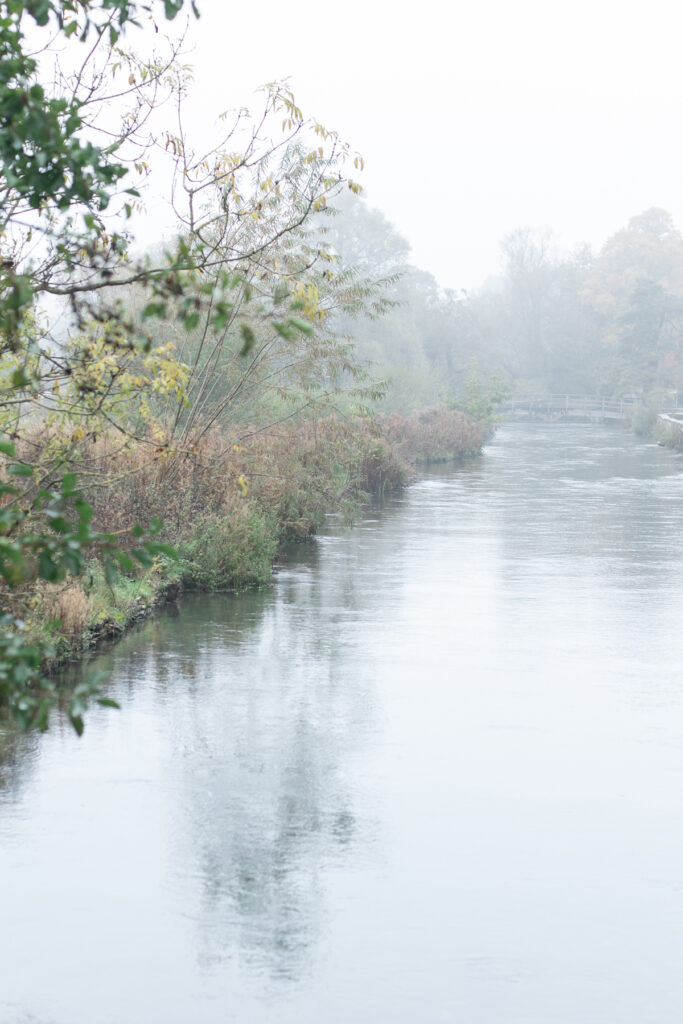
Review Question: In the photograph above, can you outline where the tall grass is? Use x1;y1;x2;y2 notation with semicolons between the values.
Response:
13;406;487;657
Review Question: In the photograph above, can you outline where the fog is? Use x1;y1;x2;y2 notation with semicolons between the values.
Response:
179;0;683;290
7;5;683;1020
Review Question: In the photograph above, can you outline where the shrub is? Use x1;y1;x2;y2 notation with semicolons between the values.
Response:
381;407;487;463
8;406;487;655
177;503;278;590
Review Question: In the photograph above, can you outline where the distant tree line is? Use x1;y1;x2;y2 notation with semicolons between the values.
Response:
327;201;683;406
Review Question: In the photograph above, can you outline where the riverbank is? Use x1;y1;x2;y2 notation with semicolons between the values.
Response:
18;408;488;669
656;412;683;450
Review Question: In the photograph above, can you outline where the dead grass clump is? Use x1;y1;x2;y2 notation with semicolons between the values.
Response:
45;583;91;640
239;422;343;539
381;407;487;463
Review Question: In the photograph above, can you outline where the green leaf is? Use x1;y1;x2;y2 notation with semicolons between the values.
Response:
38;551;59;581
11;367;30;387
34;701;49;732
144;541;178;560
274;322;294;340
239;323;256;355
163;0;185;18
63;551;82;575
288;317;314;336
69;714;84;737
104;562;119;586
30;0;51;23
142;302;167;319
132;549;152;568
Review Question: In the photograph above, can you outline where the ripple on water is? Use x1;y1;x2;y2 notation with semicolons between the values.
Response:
2;423;683;1023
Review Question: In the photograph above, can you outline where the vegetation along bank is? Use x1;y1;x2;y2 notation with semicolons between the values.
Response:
10;407;486;672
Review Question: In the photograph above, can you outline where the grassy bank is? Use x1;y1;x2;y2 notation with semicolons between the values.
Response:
13;408;487;665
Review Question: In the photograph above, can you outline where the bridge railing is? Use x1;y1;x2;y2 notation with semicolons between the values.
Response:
501;394;643;416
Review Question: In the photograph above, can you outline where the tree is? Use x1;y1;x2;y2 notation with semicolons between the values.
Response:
497;226;556;380
583;208;683;392
0;0;366;731
320;194;449;410
0;0;199;731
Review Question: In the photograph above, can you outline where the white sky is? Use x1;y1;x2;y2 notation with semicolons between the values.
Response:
157;0;683;290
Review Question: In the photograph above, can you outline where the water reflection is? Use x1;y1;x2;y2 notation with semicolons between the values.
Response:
4;425;683;1023
0;727;37;805
58;520;395;988
188;519;408;980
165;583;378;984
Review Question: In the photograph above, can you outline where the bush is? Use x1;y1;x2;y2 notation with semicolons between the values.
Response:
8;407;487;661
381;407;487;463
177;503;278;590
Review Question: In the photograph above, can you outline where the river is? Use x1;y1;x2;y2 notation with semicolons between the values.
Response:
3;423;683;1023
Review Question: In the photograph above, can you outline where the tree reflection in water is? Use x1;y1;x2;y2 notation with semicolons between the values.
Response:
55;514;400;986
167;555;382;984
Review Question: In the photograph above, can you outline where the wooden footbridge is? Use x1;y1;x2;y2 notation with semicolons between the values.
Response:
501;394;643;422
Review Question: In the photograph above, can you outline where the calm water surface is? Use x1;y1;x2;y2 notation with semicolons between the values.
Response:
3;423;683;1023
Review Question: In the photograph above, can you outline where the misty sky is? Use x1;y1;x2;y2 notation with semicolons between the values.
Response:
163;0;683;290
